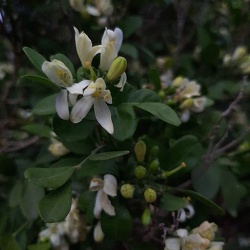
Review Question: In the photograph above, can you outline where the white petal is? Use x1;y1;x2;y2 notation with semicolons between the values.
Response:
184;204;195;218
56;89;69;120
68;93;78;105
164;238;181;250
103;174;117;197
83;82;96;96
115;72;127;91
94;100;114;134
100;191;115;216
180;110;190;123
176;229;188;238
93;221;104;243
94;190;104;218
114;28;123;52
100;44;117;71
177;209;186;222
86;5;101;16
66;80;91;95
70;96;94;123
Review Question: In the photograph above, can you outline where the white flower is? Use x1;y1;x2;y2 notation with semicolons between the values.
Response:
191;221;218;241
182;233;210;250
191;97;207;113
115;72;127;91
69;0;84;12
74;27;102;67
178;204;195;222
93;221;105;242
70;77;114;134
100;27;123;71
90;174;117;218
164;238;181;250
177;80;201;99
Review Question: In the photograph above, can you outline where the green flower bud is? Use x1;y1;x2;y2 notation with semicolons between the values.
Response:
134;166;146;179
134;140;147;162
141;208;151;226
150;146;159;157
120;184;135;199
165;99;177;106
149;159;159;171
106;56;127;81
144;188;157;203
158;90;165;99
180;98;194;110
172;76;183;87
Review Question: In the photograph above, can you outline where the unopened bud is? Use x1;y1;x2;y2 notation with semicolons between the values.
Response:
144;188;157;203
141;208;151;226
165;99;177;106
134;166;146;179
120;184;135;199
106;57;127;81
180;98;194;110
232;46;247;62
172;76;183;87
150;146;159;157
149;159;159;171
158;90;165;99
134;140;147;162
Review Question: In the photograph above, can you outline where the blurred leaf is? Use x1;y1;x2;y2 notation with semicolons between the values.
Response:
198;27;211;48
22;124;51;138
0;233;20;250
120;43;138;59
160;193;186;211
221;167;247;217
101;201;132;240
78;191;95;224
39;181;72;222
118;16;143;38
53;114;95;142
111;104;138;141
133;102;181;126
20;181;45;220
32;94;57;115
200;43;220;65
23;47;46;73
128;89;160;103
63;139;94;155
28;242;51;250
148;67;161;91
9;181;22;208
24;166;75;189
50;54;76;78
89;151;129;161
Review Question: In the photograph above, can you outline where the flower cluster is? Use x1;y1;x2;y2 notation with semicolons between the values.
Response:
42;27;127;134
164;221;224;250
223;46;250;74
160;75;207;122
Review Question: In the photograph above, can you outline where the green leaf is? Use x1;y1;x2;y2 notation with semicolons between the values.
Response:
89;151;129;161
32;94;57;115
118;16;143;38
53;114;95;142
101;201;132;240
0;233;20;250
20;74;58;91
221;167;247;217
148;67;161;91
78;191;95;224
174;188;224;215
23;47;46;72
20;180;45;220
22;124;51;138
160;193;186;211
39;181;72;222
120;43;138;59
24;166;75;188
133;102;181;126
50;54;76;78
28;242;51;250
111;104;138;141
9;181;22;208
128;89;160;103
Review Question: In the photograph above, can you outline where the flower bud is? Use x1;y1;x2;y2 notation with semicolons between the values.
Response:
149;159;159;171
120;184;135;199
48;139;70;157
93;221;104;242
141;208;151;226
158;90;165;99
179;98;194;110
106;56;127;81
134;140;147;162
134;166;146;179
232;46;247;62
144;188;157;203
172;76;183;87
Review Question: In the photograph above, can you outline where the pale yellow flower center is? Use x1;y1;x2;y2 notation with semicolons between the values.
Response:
57;70;71;86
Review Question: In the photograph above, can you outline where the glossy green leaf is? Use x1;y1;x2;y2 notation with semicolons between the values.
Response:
174;188;224;215
120;43;138;59
0;233;20;250
111;104;138;141
20;181;45;220
128;89;160;103
101;201;132;240
53;114;95;142
133;102;181;126
89;151;129;161
160;193;186;211
22;124;51;138
39;181;72;222
24;166;75;188
50;54;76;78
23;47;46;72
32;94;57;115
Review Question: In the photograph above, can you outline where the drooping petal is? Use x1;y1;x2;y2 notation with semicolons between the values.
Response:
83;81;97;96
103;174;117;197
93;221;104;243
70;96;94;123
113;28;123;53
66;80;91;95
89;177;104;191
86;5;101;16
56;89;69;120
94;99;114;134
115;72;127;91
100;190;115;216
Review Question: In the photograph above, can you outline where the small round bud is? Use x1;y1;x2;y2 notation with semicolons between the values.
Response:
165;99;177;106
141;208;151;226
179;98;194;110
106;56;127;81
149;159;159;171
172;76;183;87
134;166;146;179
150;146;159;157
134;140;147;162
158;90;165;99
120;184;135;199
144;188;157;203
